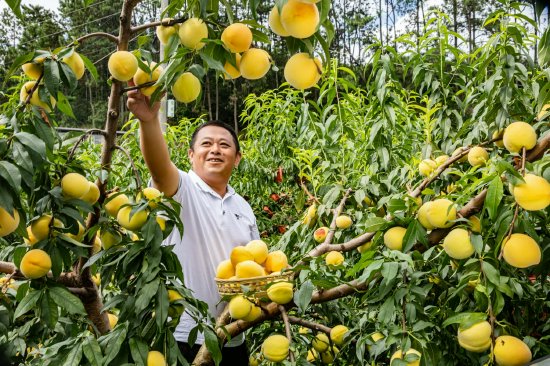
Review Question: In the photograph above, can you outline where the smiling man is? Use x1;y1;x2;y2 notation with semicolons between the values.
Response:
127;85;259;365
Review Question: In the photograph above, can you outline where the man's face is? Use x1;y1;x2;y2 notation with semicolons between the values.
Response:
188;126;241;185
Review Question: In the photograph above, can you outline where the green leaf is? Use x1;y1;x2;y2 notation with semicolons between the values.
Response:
0;161;22;192
482;262;500;286
14;290;41;319
381;262;399;283
204;328;222;366
4;0;23;20
83;335;103;366
101;325;128;364
14;132;46;157
155;285;169;330
49;286;86;315
199;52;225;73
44;59;60;97
363;217;388;232
41;292;59;328
294;280;314;314
62;343;83;366
135;279;160;313
378;297;395;324
471;234;484;254
80;53;98;82
56;92;76;119
442;312;487;328
485;176;503;221
129;338;148;366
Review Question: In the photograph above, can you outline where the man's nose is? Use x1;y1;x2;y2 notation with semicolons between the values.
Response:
210;143;221;153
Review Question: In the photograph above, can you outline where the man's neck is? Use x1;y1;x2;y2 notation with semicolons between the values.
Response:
193;171;229;197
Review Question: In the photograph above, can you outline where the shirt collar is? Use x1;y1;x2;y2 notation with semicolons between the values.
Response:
188;169;235;198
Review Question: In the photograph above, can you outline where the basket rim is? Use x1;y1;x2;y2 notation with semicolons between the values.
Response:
215;272;292;284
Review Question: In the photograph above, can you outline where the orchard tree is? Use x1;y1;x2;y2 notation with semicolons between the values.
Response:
1;0;550;366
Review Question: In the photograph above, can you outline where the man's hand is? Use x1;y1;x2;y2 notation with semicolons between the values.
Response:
126;80;161;123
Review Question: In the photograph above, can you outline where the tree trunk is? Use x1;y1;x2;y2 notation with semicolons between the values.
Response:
379;0;383;45
453;0;458;48
205;73;212;120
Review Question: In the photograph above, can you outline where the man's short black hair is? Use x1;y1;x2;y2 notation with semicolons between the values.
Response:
190;120;240;153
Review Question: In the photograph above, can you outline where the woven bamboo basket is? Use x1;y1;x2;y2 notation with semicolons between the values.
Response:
215;273;292;297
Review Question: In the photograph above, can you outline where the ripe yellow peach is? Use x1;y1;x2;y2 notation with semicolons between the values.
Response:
417;202;435;230
133;62;163;96
469;216;481;233
104;193;130;217
107;313;118;329
269;5;290;37
468;146;489;166
280;0;320;39
503;122;537;153
384;226;407;251
0;207;20;237
435;155;449;165
147;350;167;366
325;251;344;266
512;173;550;211
357;241;374;253
320;346;339;363
61;172;90;199
502;233;541;268
492;129;505;148
494;335;532;366
20;249;52;279
117;206;148;231
168;289;183;302
245;239;269;264
230;246;254;266
81;182;100;204
284;52;322;89
31;215;63;241
457;321;491;350
20;81;56;112
172;72;201;103
178;18;208;50
24;226;38;246
156;18;178;45
240;48;271;80
267;281;294;304
137;187;162;209
223;53;241;80
228;295;253;319
100;230;122;250
419;159;437;176
302;205;317;226
265;250;288;273
426;198;456;229
242;305;262;321
262;334;290;362
22;62;43;80
235;260;266;278
442;228;475;260
216;259;235;279
221;23;252;53
537;103;550;120
390;348;421;366
335;215;352;229
451;147;468;162
314;226;329;243
92;273;101;286
108;51;138;82
330;325;349;346
312;333;330;352
62;51;85;80
459;338;492;353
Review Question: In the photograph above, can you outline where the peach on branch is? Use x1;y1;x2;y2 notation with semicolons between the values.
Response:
178;18;208;50
223;53;241;80
19;81;56;111
503;121;537;153
156;18;178;45
0;207;20;237
172;72;201;103
133;62;163;96
61;172;90;199
284;52;322;89
240;48;271;80
313;226;329;243
20;249;52;279
512;173;550;211
262;334;290;362
108;51;138;81
62;51;85;80
280;0;320;39
269;6;290;36
221;23;252;53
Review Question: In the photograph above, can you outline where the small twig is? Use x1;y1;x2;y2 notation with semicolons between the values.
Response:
67;129;107;162
121;80;158;93
131;16;188;34
288;316;331;334
323;188;353;245
299;180;320;204
278;305;295;362
113;145;142;190
76;32;119;44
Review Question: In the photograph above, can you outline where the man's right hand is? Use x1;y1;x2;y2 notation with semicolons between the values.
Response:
126;80;161;124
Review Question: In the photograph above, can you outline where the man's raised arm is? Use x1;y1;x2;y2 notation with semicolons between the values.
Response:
126;84;180;197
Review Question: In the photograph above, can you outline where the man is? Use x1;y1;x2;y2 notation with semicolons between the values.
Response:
127;84;259;365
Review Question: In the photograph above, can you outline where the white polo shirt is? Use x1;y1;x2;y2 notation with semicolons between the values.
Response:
164;169;260;345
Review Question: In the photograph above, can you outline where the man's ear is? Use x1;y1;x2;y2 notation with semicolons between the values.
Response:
188;148;194;162
234;152;242;168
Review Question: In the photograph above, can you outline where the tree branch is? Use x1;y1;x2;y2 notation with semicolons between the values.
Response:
288;316;331;334
76;32;119;44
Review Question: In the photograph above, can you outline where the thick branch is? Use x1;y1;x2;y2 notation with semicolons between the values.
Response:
131;17;187;34
288;316;331;334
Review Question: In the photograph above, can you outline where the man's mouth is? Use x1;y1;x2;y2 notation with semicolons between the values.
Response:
207;158;223;163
